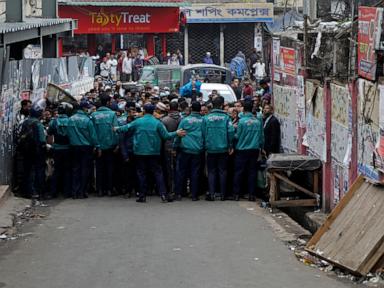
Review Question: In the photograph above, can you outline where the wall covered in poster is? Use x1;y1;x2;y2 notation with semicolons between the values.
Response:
273;84;298;152
330;83;351;166
357;78;381;181
304;81;326;161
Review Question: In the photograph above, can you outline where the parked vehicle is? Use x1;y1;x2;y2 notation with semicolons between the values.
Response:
123;64;232;91
200;83;237;103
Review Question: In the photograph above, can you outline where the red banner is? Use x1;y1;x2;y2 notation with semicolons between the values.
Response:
358;6;383;81
59;6;180;34
280;47;296;76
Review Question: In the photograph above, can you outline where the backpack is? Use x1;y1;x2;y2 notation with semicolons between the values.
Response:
18;119;39;157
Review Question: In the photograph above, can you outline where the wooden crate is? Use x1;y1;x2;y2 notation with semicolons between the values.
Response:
267;154;322;208
306;176;384;275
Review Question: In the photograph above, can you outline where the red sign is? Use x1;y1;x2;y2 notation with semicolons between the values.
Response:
280;47;296;76
358;6;383;81
59;6;180;34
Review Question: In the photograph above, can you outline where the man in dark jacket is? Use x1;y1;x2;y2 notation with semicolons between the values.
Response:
263;104;281;156
19;105;46;203
161;101;181;195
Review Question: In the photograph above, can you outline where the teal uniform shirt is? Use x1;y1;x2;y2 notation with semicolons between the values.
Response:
202;109;235;154
116;114;177;156
174;112;203;155
67;110;99;147
91;107;118;150
47;115;70;150
27;117;46;144
234;112;264;151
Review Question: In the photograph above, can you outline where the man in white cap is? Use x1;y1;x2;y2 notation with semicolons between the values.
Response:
203;52;214;64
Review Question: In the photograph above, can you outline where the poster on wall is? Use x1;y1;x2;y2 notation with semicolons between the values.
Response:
357;6;383;81
330;83;351;165
305;82;326;161
376;85;384;172
358;79;381;180
280;47;296;76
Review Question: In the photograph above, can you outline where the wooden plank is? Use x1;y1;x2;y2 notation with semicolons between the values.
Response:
273;199;318;208
313;170;319;195
269;173;277;205
273;172;318;198
306;175;365;248
306;176;384;275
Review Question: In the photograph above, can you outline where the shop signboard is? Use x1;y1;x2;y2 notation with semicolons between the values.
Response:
357;6;383;81
182;3;273;23
59;6;180;34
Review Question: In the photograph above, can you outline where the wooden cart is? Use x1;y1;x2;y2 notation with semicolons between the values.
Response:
267;154;322;208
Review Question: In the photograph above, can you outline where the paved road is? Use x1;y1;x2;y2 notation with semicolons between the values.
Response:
0;197;353;288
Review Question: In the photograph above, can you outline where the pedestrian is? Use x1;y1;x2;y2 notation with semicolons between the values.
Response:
176;49;184;65
231;78;242;100
67;99;99;199
47;102;72;199
115;103;186;203
133;54;144;81
92;94;119;197
100;57;111;79
108;55;118;81
242;80;253;98
232;100;264;201
263;104;281;156
167;53;180;65
119;103;138;198
161;101;181;194
202;96;235;201
174;102;204;201
253;59;266;84
203;52;214;64
180;78;202;99
122;53;133;82
249;48;258;79
19;104;47;203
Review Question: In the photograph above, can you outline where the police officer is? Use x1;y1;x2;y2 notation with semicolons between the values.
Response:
202;96;235;201
115;103;186;203
67;99;99;199
47;102;72;198
232;100;264;201
19;105;46;203
174;102;204;201
92;94;119;197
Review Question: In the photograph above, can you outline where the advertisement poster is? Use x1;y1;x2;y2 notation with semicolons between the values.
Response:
357;6;383;81
59;6;180;34
281;47;296;75
376;85;384;171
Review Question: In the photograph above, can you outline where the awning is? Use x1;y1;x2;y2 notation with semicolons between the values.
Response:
58;0;188;7
0;18;77;44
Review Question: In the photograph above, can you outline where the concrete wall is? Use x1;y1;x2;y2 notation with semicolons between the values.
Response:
24;0;42;18
0;0;6;23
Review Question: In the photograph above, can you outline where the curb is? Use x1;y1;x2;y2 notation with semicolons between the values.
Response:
282;207;327;234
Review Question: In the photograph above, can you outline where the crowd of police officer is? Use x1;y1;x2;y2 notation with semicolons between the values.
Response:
16;81;280;204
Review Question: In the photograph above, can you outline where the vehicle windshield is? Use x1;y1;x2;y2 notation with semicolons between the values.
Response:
139;67;155;83
183;68;228;85
201;89;235;103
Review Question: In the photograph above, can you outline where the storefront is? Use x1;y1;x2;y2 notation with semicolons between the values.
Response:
181;2;274;65
58;1;184;58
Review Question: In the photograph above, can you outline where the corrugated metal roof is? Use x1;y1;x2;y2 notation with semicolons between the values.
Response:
58;0;187;7
0;18;74;34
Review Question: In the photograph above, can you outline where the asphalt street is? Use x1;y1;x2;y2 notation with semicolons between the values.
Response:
0;197;354;288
